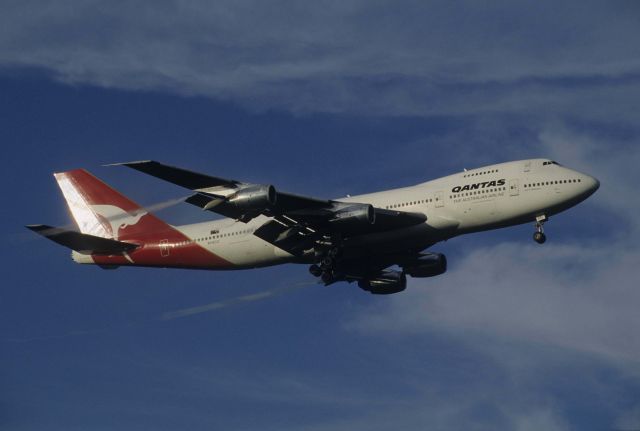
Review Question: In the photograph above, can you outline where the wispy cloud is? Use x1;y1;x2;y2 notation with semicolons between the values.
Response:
146;339;573;431
351;242;640;363
1;1;639;118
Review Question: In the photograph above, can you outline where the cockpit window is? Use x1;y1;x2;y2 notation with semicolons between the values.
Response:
542;160;561;166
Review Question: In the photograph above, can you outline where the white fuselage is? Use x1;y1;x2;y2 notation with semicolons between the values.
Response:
168;159;599;269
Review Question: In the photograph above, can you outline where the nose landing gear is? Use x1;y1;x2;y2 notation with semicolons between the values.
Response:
533;215;547;244
533;230;546;244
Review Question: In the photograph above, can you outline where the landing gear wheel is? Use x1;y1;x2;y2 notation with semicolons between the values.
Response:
321;256;334;269
313;237;344;285
533;231;546;244
321;271;334;284
532;215;547;244
309;264;322;277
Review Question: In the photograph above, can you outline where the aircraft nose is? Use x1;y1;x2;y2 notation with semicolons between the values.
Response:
586;175;600;193
580;173;600;198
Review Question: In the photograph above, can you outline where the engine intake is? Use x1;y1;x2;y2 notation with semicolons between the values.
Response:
228;185;277;212
358;270;406;295
329;204;375;229
403;253;447;278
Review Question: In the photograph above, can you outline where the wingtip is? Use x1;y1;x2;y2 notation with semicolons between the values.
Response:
103;160;156;167
25;224;49;231
25;224;58;236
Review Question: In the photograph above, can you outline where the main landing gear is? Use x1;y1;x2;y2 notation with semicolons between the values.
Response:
533;215;547;244
309;241;343;285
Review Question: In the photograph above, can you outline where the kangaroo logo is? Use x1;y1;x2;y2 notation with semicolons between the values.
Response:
91;205;148;240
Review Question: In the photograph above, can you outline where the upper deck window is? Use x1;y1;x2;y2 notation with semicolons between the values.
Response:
462;168;499;178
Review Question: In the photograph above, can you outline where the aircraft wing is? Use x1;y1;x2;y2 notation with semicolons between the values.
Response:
113;160;329;219
116;160;426;255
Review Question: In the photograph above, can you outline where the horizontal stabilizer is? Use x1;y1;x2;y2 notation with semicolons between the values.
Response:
26;225;139;255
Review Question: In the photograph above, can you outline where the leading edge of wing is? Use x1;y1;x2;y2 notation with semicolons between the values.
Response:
108;160;241;190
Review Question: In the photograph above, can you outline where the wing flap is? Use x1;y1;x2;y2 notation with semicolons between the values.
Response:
372;208;427;230
26;225;139;255
253;219;317;256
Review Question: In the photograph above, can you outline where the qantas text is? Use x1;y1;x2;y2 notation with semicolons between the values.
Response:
452;179;506;193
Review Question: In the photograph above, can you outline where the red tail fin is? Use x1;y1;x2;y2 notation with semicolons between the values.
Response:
54;169;232;269
54;169;171;242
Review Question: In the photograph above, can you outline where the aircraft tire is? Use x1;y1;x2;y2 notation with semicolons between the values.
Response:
533;232;546;244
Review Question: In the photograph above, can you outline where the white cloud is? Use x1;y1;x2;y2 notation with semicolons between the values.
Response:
2;1;640;118
291;404;569;431
351;242;640;363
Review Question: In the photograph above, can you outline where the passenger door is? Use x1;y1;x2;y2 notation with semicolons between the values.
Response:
509;179;519;196
159;239;170;257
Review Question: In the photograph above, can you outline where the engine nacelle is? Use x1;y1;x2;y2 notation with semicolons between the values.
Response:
329;204;375;229
358;270;407;295
228;185;277;212
404;253;447;278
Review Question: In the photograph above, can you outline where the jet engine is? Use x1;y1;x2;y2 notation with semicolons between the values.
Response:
227;185;277;212
403;253;447;278
329;204;375;229
358;270;406;295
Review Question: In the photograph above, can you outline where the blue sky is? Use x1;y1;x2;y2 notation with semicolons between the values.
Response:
2;1;640;430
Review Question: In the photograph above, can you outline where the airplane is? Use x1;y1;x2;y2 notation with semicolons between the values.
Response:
27;159;599;294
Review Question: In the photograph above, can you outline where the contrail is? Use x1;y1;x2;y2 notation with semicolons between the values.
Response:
140;195;191;214
4;280;316;343
162;281;315;320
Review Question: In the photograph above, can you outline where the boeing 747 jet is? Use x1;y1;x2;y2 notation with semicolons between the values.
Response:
28;159;599;294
